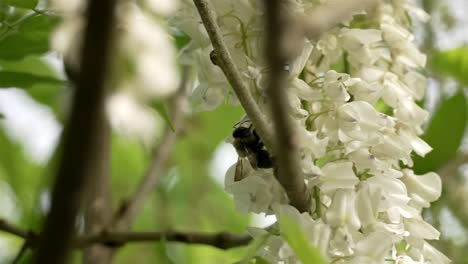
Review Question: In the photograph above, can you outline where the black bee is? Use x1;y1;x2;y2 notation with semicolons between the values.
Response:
232;120;274;181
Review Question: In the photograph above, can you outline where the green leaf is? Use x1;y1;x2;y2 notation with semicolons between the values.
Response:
0;14;59;60
0;71;63;88
0;127;43;228
19;14;60;39
235;233;270;264
0;33;48;59
175;32;191;49
413;91;467;174
0;113;3;119
431;48;468;86
0;0;37;9
151;101;175;132
277;215;326;264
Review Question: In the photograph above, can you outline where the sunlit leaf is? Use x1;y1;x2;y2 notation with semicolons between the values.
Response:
0;128;43;227
413;91;467;174
111;134;149;199
431;48;468;86
0;0;37;9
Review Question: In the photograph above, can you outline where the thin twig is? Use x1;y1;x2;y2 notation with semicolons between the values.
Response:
0;219;252;250
0;219;31;239
263;0;310;212
32;0;117;263
75;230;252;249
192;0;274;151
112;67;191;229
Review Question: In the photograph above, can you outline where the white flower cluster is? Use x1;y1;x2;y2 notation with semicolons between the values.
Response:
51;0;179;144
175;0;449;263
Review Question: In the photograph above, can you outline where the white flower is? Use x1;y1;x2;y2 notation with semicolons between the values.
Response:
177;0;447;262
145;0;177;15
404;217;440;240
355;182;381;228
225;163;287;214
320;161;359;194
323;70;352;102
401;170;442;209
338;101;393;142
421;242;451;264
340;28;384;66
106;90;160;144
324;189;360;229
353;230;395;262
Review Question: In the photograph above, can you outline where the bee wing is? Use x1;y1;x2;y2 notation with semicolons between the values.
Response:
234;157;245;182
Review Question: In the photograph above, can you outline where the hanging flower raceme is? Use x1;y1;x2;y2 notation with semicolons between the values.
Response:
175;0;448;263
51;0;180;144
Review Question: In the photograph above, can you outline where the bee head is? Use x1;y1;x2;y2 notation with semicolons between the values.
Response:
233;126;251;138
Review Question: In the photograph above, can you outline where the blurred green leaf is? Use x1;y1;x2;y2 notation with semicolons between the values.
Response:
111;135;149;200
19;14;60;39
236;233;270;264
253;256;269;264
151;102;174;132
175;32;191;49
0;113;3;119
431;48;468;86
0;71;63;88
171;103;246;230
0;127;43;227
0;0;37;9
0;14;59;60
413;91;467;174
0;56;64;115
277;215;326;264
0;33;47;59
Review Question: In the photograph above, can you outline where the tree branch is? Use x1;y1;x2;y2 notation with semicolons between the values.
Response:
192;0;274;151
262;0;310;212
437;154;468;229
112;67;191;229
32;0;117;263
0;219;33;240
75;230;251;249
83;119;113;264
0;219;252;250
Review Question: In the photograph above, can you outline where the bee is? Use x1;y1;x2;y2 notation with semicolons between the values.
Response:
232;120;274;181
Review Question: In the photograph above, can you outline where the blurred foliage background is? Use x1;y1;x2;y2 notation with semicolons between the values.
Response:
0;0;467;263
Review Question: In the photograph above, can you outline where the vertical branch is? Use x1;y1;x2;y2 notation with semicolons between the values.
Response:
32;0;117;263
83;118;113;264
263;0;310;212
192;0;274;151
437;155;468;229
